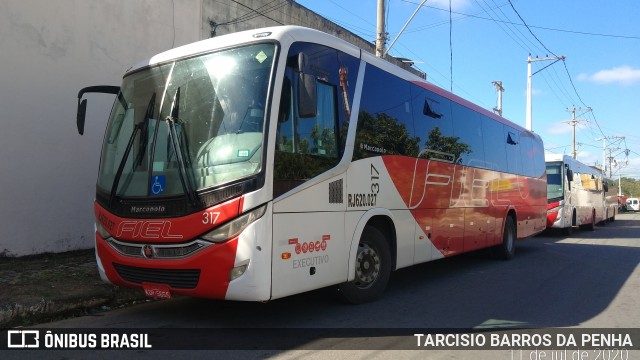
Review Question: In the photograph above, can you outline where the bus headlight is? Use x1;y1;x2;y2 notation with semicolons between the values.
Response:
200;205;267;243
230;261;249;281
95;220;111;239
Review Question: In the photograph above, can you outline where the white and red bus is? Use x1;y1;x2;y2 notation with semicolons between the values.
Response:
77;26;546;303
545;154;614;234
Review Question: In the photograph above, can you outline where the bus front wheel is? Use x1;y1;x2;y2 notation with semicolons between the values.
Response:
339;226;391;304
563;211;576;236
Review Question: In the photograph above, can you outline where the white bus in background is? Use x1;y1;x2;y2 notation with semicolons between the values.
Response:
545;154;614;234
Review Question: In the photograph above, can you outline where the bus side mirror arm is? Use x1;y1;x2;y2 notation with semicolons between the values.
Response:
76;85;120;135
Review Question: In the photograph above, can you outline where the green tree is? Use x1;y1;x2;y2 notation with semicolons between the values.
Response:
354;110;419;158
421;126;471;164
620;177;640;197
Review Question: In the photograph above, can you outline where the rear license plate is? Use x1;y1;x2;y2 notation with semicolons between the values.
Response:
142;283;172;299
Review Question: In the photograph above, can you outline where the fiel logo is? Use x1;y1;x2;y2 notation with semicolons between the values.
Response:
116;220;183;240
7;330;40;348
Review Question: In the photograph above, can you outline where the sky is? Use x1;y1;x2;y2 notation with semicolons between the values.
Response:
295;0;640;179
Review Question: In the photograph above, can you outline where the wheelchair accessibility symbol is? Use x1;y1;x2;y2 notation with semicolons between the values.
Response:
151;175;166;195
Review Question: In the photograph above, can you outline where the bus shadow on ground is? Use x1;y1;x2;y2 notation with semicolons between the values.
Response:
142;215;639;332
44;214;637;353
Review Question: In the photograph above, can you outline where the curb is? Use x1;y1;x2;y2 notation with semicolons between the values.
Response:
0;287;147;327
0;249;149;327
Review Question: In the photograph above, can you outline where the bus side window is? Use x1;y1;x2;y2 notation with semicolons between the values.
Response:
275;75;338;158
519;135;534;177
296;80;339;157
276;76;294;152
354;64;416;160
274;43;350;197
411;85;456;162
481;116;506;171
504;127;522;175
451;103;483;166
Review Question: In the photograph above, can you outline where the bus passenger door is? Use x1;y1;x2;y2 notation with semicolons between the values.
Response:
271;200;347;299
269;43;360;299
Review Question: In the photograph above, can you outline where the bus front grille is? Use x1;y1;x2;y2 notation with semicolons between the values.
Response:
113;263;200;289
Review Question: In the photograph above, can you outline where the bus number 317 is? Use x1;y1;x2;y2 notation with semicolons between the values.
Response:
202;211;220;225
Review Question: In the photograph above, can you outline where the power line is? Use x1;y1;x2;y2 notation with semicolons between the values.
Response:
209;0;288;36
327;0;375;30
506;0;556;57
399;0;640;40
474;0;543;55
504;0;606;141
226;0;285;25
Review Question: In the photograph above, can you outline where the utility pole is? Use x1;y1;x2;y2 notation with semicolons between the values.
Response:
607;147;615;178
526;55;565;131
492;81;504;117
564;106;590;160
596;135;625;177
602;137;606;175
619;170;622;196
376;0;386;58
616;160;629;196
384;0;428;58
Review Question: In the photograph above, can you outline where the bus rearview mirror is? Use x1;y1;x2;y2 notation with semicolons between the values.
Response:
77;99;87;135
298;73;317;118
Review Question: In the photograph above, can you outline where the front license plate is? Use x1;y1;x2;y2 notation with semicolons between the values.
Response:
142;283;172;299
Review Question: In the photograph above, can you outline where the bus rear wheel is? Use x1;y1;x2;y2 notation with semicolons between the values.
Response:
339;226;391;304
581;210;596;231
495;215;516;260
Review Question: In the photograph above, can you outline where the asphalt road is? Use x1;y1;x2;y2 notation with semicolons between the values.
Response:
5;212;640;359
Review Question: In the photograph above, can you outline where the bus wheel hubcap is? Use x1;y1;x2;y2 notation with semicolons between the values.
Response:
355;243;380;288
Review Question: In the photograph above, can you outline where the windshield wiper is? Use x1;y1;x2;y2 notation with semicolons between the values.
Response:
165;88;198;205
137;93;155;166
110;93;156;206
114;93;156;202
109;123;142;207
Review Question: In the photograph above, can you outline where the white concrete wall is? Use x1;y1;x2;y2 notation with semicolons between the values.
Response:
0;0;201;256
0;0;416;256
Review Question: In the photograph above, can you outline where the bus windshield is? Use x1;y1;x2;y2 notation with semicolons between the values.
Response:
97;43;276;198
546;161;564;201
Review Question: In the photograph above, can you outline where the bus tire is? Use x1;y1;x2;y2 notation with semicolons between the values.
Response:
563;211;576;236
582;210;596;231
495;215;516;260
339;226;391;304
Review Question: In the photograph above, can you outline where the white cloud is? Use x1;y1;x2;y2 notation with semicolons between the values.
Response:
578;65;640;85
428;0;471;11
619;157;640;179
576;151;597;165
522;88;543;97
546;122;572;135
